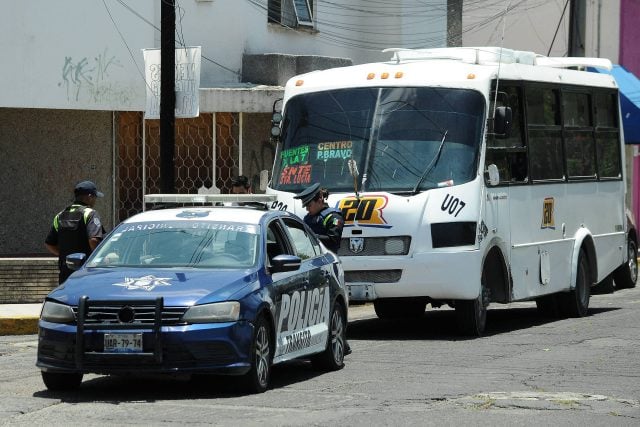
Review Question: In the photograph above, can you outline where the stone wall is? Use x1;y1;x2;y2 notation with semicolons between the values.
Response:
0;258;58;303
0;108;114;256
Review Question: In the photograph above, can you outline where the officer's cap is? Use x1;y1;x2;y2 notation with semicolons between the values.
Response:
74;180;104;197
294;182;321;207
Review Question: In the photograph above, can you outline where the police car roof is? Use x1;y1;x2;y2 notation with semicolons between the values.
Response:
124;206;271;225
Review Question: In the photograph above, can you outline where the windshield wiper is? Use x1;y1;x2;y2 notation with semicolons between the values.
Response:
411;130;448;194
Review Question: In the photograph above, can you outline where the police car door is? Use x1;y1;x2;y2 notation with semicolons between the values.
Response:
271;218;329;364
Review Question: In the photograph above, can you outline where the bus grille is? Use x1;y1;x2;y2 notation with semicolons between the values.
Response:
345;270;402;283
338;236;411;256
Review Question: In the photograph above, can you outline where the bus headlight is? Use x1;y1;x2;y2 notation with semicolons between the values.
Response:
385;238;407;255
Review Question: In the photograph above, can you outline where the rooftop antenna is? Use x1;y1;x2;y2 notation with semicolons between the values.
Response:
492;0;511;122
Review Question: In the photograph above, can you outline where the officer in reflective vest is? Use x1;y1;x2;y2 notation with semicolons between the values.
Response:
45;180;106;283
294;182;344;253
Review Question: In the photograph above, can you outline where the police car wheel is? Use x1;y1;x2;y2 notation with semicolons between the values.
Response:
311;301;346;371
243;315;272;393
41;371;83;391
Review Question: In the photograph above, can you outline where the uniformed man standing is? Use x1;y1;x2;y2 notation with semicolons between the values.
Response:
295;182;351;355
294;183;344;253
45;180;106;284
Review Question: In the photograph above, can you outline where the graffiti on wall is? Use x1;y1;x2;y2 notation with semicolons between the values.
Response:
58;48;133;106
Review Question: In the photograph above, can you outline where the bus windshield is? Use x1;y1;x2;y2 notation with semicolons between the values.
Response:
272;87;485;194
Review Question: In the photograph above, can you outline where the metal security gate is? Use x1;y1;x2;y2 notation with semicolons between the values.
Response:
115;112;241;223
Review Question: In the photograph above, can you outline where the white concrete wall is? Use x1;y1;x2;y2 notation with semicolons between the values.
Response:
462;0;619;62
0;0;448;111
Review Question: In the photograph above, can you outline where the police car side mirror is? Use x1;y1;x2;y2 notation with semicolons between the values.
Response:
270;254;301;273
66;253;87;271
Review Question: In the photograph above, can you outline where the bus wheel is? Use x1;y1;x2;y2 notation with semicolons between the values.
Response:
558;250;590;317
374;298;426;319
613;239;637;289
455;279;489;337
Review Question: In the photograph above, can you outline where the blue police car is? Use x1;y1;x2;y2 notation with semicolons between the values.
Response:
37;195;348;393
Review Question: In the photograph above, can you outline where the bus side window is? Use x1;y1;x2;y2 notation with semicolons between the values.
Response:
487;84;527;184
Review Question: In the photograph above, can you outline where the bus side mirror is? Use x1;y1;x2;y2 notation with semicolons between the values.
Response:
494;106;512;139
487;164;500;186
270;111;282;142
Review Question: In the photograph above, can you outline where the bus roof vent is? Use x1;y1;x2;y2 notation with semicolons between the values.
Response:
383;47;536;65
383;47;611;70
535;56;612;71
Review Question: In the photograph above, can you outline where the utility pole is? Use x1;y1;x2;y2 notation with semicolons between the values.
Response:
447;0;462;47
568;0;586;57
160;0;176;193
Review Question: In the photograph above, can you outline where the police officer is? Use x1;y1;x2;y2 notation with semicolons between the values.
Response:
294;183;344;253
45;180;106;284
295;182;351;355
231;175;252;194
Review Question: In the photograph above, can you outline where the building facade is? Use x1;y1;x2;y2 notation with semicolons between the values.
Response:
0;0;455;256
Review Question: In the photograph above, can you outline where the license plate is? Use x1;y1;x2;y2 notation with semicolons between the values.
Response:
347;283;376;301
104;333;143;353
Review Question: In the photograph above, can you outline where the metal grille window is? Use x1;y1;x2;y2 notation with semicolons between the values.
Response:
115;112;241;223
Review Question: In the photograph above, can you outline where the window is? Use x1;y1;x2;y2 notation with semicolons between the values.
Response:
486;84;528;184
283;218;318;260
563;91;595;179
268;0;314;27
526;87;564;181
527;88;560;125
594;91;622;179
528;129;564;180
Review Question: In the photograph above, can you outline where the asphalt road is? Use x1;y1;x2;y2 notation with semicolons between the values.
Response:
1;287;639;426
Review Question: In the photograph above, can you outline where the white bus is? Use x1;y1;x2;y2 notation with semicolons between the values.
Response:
267;47;638;336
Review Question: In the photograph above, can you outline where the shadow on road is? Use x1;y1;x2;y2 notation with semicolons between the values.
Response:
32;359;327;401
347;306;620;341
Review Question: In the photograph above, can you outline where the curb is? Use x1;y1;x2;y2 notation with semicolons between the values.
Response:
0;318;39;336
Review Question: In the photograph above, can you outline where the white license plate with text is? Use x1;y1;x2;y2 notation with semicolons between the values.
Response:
104;333;143;353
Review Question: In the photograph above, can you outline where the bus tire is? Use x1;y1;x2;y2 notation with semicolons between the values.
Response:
558;250;590;318
373;298;426;319
613;239;637;289
455;277;489;336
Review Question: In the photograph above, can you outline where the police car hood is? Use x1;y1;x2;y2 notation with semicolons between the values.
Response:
47;267;257;306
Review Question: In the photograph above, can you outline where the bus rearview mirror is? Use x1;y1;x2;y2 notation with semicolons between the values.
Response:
487;164;500;186
494;106;512;138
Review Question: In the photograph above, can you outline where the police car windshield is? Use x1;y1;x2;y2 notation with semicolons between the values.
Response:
87;221;259;269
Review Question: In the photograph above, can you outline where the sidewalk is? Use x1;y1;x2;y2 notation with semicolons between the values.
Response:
0;304;42;335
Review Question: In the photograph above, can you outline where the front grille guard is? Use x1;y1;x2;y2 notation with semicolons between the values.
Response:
75;296;163;369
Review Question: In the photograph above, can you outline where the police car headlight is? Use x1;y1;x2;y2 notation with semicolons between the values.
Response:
41;301;75;323
182;301;240;323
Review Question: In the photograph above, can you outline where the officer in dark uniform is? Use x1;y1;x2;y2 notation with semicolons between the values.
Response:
294;183;344;253
45;180;106;284
295;182;351;355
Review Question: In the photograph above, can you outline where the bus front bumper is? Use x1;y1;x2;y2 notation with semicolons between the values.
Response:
342;249;483;301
